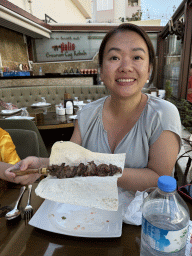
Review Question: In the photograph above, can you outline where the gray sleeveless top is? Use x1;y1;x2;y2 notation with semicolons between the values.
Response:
77;94;181;168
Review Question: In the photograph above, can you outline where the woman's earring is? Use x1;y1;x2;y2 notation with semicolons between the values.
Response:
146;80;149;83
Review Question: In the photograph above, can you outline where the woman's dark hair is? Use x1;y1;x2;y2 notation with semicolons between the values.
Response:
98;23;156;85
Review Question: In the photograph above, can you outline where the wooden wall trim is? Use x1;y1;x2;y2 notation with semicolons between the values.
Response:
156;36;165;89
49;25;163;32
178;1;192;99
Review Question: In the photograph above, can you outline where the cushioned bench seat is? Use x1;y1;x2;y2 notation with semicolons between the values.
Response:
0;85;109;108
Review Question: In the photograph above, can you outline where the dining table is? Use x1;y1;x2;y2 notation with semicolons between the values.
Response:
1;182;192;256
27;104;76;130
0;104;79;130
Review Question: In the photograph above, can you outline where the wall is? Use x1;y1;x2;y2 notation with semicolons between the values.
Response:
0;25;100;76
95;9;114;23
0;26;29;70
0;77;94;88
8;0;89;23
31;0;87;23
125;5;141;19
31;53;99;76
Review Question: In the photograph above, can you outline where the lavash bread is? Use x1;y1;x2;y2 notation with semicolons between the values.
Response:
35;141;126;211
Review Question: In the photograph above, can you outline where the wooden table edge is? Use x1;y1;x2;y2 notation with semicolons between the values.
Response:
37;122;74;130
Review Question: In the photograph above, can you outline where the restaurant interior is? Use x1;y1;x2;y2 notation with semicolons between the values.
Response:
0;0;192;255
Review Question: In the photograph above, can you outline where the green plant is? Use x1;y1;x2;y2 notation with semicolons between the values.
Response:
119;10;142;22
165;80;173;99
131;10;142;21
169;97;192;133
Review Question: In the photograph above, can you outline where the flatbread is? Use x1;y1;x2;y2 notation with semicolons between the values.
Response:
35;141;126;211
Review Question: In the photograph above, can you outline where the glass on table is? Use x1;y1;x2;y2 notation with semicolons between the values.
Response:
74;97;79;103
55;104;59;114
41;97;46;103
55;103;64;114
43;108;48;115
21;107;30;116
74;97;79;109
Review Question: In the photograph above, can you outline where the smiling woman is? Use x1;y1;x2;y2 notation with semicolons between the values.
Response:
70;23;181;192
6;23;181;194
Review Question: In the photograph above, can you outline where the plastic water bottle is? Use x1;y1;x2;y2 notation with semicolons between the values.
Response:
140;176;190;256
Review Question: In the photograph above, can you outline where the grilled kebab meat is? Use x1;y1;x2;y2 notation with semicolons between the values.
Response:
48;161;122;179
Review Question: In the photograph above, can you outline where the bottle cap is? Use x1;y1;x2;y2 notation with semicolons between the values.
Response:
158;176;177;192
64;93;71;99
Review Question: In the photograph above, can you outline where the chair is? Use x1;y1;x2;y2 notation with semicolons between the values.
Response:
6;129;39;159
0;119;49;157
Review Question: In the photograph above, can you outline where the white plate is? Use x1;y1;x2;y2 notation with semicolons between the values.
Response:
73;101;86;106
31;102;51;107
5;116;35;120
29;200;122;238
68;115;77;120
1;108;21;115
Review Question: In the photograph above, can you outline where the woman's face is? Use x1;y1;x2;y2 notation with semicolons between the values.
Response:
100;31;151;99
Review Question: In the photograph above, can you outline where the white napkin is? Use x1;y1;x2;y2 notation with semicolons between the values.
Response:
118;188;144;225
74;101;84;105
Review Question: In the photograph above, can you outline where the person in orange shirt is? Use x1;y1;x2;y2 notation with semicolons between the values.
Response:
0;128;20;182
187;63;192;102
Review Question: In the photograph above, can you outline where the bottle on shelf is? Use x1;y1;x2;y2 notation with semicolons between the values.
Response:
69;67;74;74
76;67;79;74
140;175;190;256
39;67;43;76
0;67;3;77
63;68;68;74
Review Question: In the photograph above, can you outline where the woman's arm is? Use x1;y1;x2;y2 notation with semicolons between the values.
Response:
117;130;180;191
70;120;82;145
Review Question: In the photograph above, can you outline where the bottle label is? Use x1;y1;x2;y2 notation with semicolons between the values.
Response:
142;217;188;253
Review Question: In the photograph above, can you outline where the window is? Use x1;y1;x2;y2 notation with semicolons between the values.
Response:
128;0;138;7
97;0;113;11
163;34;182;98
